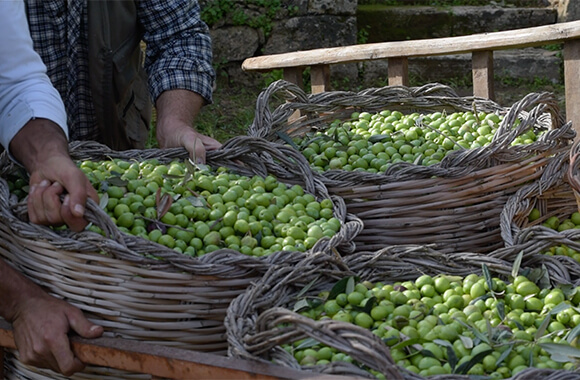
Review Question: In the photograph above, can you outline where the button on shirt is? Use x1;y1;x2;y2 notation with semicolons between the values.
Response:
25;0;215;143
0;1;67;152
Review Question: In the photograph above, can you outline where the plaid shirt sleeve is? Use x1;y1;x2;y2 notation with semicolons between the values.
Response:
137;0;215;104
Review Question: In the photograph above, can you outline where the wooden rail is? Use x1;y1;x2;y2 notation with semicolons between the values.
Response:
0;320;359;380
243;20;580;137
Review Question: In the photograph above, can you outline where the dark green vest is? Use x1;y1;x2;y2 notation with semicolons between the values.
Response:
87;0;152;150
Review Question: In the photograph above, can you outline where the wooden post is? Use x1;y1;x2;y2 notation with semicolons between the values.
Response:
564;39;580;141
283;67;305;123
472;50;495;100
310;64;331;93
387;57;409;86
283;67;304;90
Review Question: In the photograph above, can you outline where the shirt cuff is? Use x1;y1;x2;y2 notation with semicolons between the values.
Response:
0;94;68;151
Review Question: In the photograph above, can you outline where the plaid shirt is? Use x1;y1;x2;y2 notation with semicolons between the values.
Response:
24;0;215;142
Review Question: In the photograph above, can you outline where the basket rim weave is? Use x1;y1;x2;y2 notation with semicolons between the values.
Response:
226;244;580;380
0;135;364;361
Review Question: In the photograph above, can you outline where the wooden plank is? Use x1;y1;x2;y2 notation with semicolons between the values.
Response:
472;50;495;100
387;57;409;86
311;65;331;93
564;39;580;142
0;320;360;380
242;20;580;71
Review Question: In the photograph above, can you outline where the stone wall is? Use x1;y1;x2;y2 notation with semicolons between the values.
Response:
204;0;357;89
552;0;580;22
203;0;573;91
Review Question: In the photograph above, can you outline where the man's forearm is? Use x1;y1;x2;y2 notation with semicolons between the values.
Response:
9;119;70;173
0;259;40;323
155;89;205;128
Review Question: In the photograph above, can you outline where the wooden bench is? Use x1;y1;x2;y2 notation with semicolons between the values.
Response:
242;20;580;137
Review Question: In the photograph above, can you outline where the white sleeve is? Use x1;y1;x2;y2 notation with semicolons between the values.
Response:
0;0;68;151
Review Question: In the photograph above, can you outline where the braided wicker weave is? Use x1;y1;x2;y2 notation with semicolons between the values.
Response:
247;80;575;254
495;138;580;273
0;136;363;379
226;244;580;380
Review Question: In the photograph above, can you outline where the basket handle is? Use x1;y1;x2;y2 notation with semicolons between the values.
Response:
253;307;404;380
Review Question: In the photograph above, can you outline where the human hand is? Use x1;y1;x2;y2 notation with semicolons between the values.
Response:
155;89;222;163
27;155;98;232
9;119;98;232
11;291;103;376
157;120;221;163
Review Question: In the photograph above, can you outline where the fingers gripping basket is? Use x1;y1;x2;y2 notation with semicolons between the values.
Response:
226;244;580;380
0;136;362;378
248;80;574;254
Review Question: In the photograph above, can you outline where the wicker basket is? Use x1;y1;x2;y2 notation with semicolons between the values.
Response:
496;138;580;271
0;136;363;378
226;244;580;380
247;80;574;254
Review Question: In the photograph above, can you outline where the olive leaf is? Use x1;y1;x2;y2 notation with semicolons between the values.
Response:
472;103;481;128
434;339;458;370
413;154;424;165
458;335;474;349
163;174;183;180
276;131;300;150
328;276;357;299
482;264;494;298
496;301;505;321
302;135;333;148
292;297;322;313
549;303;571;315
535;314;552;340
296;276;320;299
470;294;492;306
185;157;209;173
185;195;207;208
454;348;493;374
368;134;391;143
539;343;580;361
527;265;550;288
418;348;436;358
538;264;552;289
382;336;399;346
486;319;493;343
393;337;421;351
493;328;512;342
155;188;173;220
561;284;576;300
455;318;490;345
511;250;524;279
566;324;580;344
99;192;109;210
361;296;377;314
293;298;310;312
495;343;513;367
185;159;198;176
510;318;525;331
107;176;128;187
294;338;319;350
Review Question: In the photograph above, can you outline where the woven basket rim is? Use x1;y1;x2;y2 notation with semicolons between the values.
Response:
226;245;580;379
